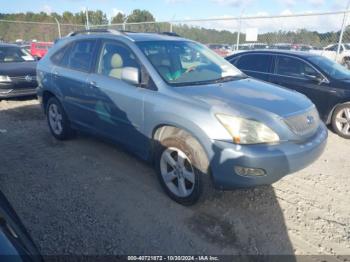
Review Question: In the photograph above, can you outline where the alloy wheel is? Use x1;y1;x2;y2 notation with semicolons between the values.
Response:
335;107;350;136
160;147;195;198
48;103;63;135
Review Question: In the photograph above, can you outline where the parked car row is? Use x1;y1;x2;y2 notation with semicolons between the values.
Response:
12;40;53;59
207;43;234;57
310;43;350;69
209;42;349;62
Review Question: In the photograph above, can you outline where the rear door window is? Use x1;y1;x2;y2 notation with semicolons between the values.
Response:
51;44;72;66
236;54;273;73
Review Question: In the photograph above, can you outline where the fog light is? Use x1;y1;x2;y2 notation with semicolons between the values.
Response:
234;166;266;177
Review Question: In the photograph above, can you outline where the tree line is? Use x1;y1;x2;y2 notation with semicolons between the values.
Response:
0;9;348;47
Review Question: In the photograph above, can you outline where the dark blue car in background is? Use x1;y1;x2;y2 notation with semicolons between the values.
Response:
227;50;350;139
0;43;37;99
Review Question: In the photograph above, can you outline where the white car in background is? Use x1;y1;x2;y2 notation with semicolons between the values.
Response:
311;43;350;69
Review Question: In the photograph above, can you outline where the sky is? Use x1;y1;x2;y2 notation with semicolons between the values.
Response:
1;0;349;33
1;0;348;21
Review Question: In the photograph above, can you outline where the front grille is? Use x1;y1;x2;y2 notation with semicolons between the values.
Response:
10;75;36;82
284;107;320;137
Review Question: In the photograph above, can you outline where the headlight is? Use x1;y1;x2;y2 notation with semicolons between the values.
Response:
0;75;11;82
216;114;280;144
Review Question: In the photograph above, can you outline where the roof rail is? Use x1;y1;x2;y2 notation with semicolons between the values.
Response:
160;32;180;37
66;29;123;37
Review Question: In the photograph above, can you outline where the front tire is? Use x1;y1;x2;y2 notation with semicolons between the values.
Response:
331;104;350;139
46;97;74;140
155;133;210;205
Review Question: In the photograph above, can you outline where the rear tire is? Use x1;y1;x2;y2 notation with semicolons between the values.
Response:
331;104;350;139
46;97;74;140
155;132;211;205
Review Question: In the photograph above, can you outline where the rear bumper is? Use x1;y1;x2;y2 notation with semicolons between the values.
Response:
209;124;328;189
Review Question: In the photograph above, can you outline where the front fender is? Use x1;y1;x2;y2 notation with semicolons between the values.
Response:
144;108;221;163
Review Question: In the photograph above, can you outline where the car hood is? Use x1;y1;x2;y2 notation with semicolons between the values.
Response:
174;78;314;118
0;61;37;77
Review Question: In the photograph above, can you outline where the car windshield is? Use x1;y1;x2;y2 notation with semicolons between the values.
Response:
137;41;242;86
0;46;35;63
309;55;350;80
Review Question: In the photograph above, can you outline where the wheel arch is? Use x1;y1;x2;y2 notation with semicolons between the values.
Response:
151;124;211;173
42;90;56;113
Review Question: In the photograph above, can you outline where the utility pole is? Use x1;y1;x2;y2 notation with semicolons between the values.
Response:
236;8;245;51
123;15;130;31
53;16;61;38
336;0;350;62
85;7;90;30
170;14;176;33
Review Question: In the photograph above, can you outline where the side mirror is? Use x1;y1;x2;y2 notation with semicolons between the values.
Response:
121;67;140;85
302;73;326;84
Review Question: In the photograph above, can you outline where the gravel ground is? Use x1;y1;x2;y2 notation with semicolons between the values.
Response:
0;98;349;258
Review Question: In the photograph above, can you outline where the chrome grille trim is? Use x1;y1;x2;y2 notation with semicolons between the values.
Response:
10;75;36;81
284;107;320;137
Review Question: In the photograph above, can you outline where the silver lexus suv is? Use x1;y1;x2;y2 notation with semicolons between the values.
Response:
37;30;327;205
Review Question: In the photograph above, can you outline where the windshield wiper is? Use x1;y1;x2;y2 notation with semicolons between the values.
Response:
171;74;247;87
211;74;247;83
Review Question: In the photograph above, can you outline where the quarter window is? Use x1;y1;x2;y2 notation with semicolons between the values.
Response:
67;40;97;72
228;56;240;65
236;54;272;73
51;44;71;66
276;56;318;78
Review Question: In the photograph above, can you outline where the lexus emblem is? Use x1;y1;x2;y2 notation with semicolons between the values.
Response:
306;115;314;125
25;75;32;82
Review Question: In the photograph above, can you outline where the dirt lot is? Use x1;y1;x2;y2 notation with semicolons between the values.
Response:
0;98;349;258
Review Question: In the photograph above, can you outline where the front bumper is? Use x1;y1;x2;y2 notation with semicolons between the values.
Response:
210;124;328;189
0;88;37;98
0;82;37;99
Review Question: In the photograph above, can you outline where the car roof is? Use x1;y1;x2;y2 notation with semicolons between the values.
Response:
229;49;320;59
